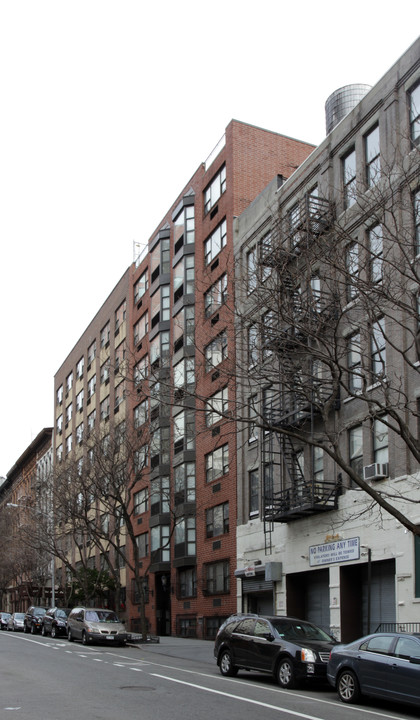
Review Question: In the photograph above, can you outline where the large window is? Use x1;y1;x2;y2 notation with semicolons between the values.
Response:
151;237;170;283
205;560;230;595
174;462;196;505
368;224;383;283
66;372;73;393
88;340;96;366
134;399;148;428
247;246;257;294
343;148;356;209
371;316;386;379
365;125;380;186
150;330;170;367
100;322;110;348
204;274;227;317
409;81;420;145
206;502;229;538
115;301;126;332
134;312;149;346
205;444;229;482
151;525;170;562
204;165;226;215
173;306;194;352
76;356;84;380
205;387;228;427
373;416;388;465
150;476;170;515
249;469;259;515
174;357;195;389
175;517;196;557
205;332;227;372
346;241;359;301
347;332;362;392
76;389;84;413
150;426;170;466
134;488;148;515
136;532;149;559
178;567;197;599
173;256;194;303
174;205;195;252
87;374;96;399
174;409;195;453
349;425;363;478
134;270;149;304
248;324;258;368
151;285;170;327
204;219;227;265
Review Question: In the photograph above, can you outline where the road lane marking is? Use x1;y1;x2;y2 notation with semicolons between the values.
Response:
151;674;406;720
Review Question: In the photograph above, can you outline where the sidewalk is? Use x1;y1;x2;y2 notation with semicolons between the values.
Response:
132;635;215;665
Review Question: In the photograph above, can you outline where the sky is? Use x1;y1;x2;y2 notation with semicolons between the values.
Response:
0;0;418;477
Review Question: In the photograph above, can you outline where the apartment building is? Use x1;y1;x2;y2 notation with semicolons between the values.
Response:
233;37;420;642
52;120;314;637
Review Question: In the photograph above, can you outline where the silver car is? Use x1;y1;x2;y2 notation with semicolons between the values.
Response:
7;612;25;631
67;607;127;646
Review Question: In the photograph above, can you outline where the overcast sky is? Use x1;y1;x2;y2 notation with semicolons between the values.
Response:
0;1;418;477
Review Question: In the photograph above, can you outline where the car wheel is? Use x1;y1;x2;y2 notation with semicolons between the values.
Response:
276;657;296;689
219;649;238;677
51;626;57;639
23;624;29;634
337;669;361;704
82;631;88;646
41;625;46;636
68;629;74;642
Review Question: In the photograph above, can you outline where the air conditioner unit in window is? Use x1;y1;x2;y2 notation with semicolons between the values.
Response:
363;462;389;481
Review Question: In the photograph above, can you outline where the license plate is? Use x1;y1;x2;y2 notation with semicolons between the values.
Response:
105;635;115;640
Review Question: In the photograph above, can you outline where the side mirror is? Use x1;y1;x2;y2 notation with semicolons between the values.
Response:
264;632;275;642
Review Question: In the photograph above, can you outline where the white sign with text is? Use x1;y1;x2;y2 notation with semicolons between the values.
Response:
309;537;360;566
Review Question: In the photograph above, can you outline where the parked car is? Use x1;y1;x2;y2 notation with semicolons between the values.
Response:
0;612;11;630
23;606;47;634
327;631;420;707
214;614;336;688
41;607;71;638
67;607;127;646
7;612;25;631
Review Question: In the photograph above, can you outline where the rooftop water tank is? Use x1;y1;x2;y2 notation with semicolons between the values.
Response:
325;84;371;134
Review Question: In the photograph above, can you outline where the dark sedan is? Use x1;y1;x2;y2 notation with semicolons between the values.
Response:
0;612;11;630
214;614;336;688
41;607;71;638
327;632;420;707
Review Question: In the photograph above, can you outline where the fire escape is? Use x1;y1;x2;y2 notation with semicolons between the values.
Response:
259;194;340;552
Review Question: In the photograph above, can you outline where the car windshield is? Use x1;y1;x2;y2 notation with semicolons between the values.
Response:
271;619;333;642
34;609;46;616
85;610;119;623
57;609;70;618
15;613;25;619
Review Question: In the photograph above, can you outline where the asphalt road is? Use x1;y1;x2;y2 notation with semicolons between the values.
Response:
1;631;418;720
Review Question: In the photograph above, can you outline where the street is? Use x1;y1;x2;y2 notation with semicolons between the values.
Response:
0;632;418;720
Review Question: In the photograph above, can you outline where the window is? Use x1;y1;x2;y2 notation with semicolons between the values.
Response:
248;324;258;368
247;246;257;294
313;446;324;485
100;396;110;421
205;560;229;595
100;322;110;348
414;189;420;256
150;330;170;367
205;387;228;427
134;312;148;346
174;409;195;453
114;383;124;410
347;332;362;392
150;476;170;515
134;356;148;385
150;426;170;466
174;462;196;505
365;125;380;186
134;399;148;428
368;224;383;283
88;340;96;366
173;357;195;388
151;237;170;282
310;274;321;311
205;444;229;482
135;445;148;474
115;342;125;373
262;311;275;360
248;395;258;442
76;356;84;379
373;416;388;465
56;443;63;462
178;567;197;598
151;525;170;562
206;502;229;538
100;359;110;385
409;81;420;145
76;422;84;445
134;488;148;515
87;409;96;431
174;205;195;252
66;372;73;393
371;316;386;378
76;389;84;413
173;306;194;352
204;274;227;317
57;385;63;405
66;434;72;454
204;165;226;215
175;517;196;556
173;256;194;303
115;301;126;331
343;148;356;209
136;532;149;559
288;203;301;247
66;403;72;424
249;469;259;515
56;414;63;434
204;219;227;265
205;332;228;372
134;270;149;303
346;241;358;301
87;374;96;399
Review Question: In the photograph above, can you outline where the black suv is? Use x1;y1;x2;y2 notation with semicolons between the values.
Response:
214;614;336;688
23;606;47;634
41;607;71;638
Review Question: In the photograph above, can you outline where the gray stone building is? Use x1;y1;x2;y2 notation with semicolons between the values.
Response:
233;37;420;642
